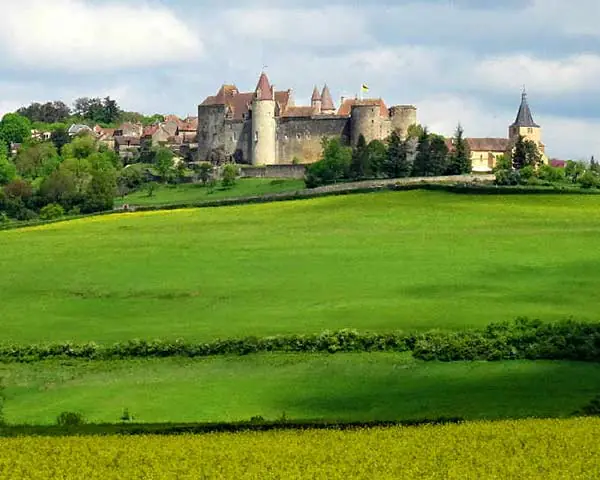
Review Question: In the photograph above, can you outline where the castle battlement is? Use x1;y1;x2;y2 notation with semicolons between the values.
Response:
197;72;418;166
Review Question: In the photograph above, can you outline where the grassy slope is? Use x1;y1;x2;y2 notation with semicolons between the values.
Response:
114;178;305;207
3;354;599;425
1;190;600;344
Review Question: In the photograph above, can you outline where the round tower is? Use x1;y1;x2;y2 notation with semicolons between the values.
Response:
389;105;417;139
350;104;381;146
251;72;277;166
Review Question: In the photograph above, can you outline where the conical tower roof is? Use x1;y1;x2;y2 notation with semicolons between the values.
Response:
311;86;321;102
321;84;335;111
255;72;274;101
511;91;539;128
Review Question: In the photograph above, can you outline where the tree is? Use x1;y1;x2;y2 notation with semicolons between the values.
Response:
154;148;174;182
82;169;117;213
39;169;78;208
50;126;71;152
565;160;586;182
62;134;97;159
350;134;369;180
61;158;92;193
523;140;542;168
15;142;60;178
73;96;121;124
406;124;425;140
222;164;238;188
0;143;16;185
145;181;158;197
305;137;352;188
367;140;387;178
17;101;71;124
447;124;471;175
0;113;31;146
590;156;600;174
384;131;410;178
39;203;65;220
412;128;431;177
512;135;528;170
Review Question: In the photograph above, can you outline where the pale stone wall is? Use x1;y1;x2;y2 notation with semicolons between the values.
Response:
277;116;350;164
240;164;306;179
471;150;505;173
252;100;277;165
390;105;417;139
350;105;383;145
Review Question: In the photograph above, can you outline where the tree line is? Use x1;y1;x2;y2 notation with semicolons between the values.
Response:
305;125;472;188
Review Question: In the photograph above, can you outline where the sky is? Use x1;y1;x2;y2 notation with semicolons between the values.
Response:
0;0;599;160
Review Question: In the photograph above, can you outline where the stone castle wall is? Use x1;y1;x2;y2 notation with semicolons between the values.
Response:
276;116;350;164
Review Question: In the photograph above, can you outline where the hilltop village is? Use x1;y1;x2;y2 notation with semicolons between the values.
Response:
24;72;550;174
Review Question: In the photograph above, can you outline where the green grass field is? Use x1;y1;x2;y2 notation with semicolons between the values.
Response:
1;190;599;345
115;178;304;207
2;355;599;425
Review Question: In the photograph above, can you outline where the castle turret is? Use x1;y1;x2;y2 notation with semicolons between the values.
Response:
389;105;417;139
351;102;382;146
251;72;277;165
311;86;322;114
320;85;336;115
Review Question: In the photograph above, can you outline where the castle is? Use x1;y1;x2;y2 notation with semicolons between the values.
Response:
197;72;417;165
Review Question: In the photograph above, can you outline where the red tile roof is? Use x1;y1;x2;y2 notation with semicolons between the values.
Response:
311;86;321;102
550;159;567;168
466;138;510;152
320;84;335;111
201;85;292;121
143;125;159;137
337;98;388;117
255;72;273;101
282;106;315;118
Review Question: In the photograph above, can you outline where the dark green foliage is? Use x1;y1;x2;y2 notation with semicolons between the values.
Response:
50;126;70;152
512;136;527;170
523;140;542;167
73;97;121;124
222;164;238;188
350;135;369;180
82;169;117;213
56;412;86;427
17;101;71;124
537;165;565;183
412;130;448;177
0;113;31;146
412;128;431;177
305;138;352;187
367;140;387;177
577;171;599;189
39;203;65;220
196;162;213;185
446;125;471;175
384;131;411;178
577;395;600;416
0;146;17;185
1;320;599;364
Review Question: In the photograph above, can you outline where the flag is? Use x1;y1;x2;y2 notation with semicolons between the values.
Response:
361;84;369;93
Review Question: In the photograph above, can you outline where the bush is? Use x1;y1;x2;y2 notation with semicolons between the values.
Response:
1;320;599;364
577;171;599;189
577;395;600;416
222;164;239;188
494;169;520;186
538;165;565;183
39;203;65;220
56;411;86;427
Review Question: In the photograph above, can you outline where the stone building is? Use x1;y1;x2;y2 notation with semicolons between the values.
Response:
455;91;548;173
197;72;417;165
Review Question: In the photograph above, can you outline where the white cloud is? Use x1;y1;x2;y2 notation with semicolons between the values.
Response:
475;54;600;94
220;6;370;46
0;0;202;72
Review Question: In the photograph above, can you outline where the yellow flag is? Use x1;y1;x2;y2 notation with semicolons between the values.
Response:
361;84;369;92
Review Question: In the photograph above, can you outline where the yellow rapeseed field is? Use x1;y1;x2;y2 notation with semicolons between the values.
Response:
0;418;599;479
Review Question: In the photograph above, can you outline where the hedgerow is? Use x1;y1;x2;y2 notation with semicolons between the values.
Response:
0;319;598;363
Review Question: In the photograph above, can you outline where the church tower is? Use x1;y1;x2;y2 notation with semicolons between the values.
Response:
251;72;277;166
509;90;545;156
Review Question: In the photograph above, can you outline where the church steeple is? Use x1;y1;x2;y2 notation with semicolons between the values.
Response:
511;89;539;128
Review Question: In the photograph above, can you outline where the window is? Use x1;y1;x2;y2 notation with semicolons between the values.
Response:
232;132;237;142
528;128;533;134
254;131;259;142
296;133;301;140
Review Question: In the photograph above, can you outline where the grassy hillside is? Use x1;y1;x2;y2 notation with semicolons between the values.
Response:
2;355;599;424
115;178;304;207
1;190;600;344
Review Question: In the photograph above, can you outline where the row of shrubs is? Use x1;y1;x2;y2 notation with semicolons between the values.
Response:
1;319;599;363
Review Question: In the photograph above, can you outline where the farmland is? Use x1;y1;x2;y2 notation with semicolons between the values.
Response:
1;191;600;345
1;418;598;479
114;177;304;207
2;355;600;425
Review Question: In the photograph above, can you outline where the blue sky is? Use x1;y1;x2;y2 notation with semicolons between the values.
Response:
1;0;599;160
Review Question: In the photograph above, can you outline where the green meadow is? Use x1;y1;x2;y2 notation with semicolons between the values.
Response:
1;190;599;345
115;177;304;207
3;355;600;425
